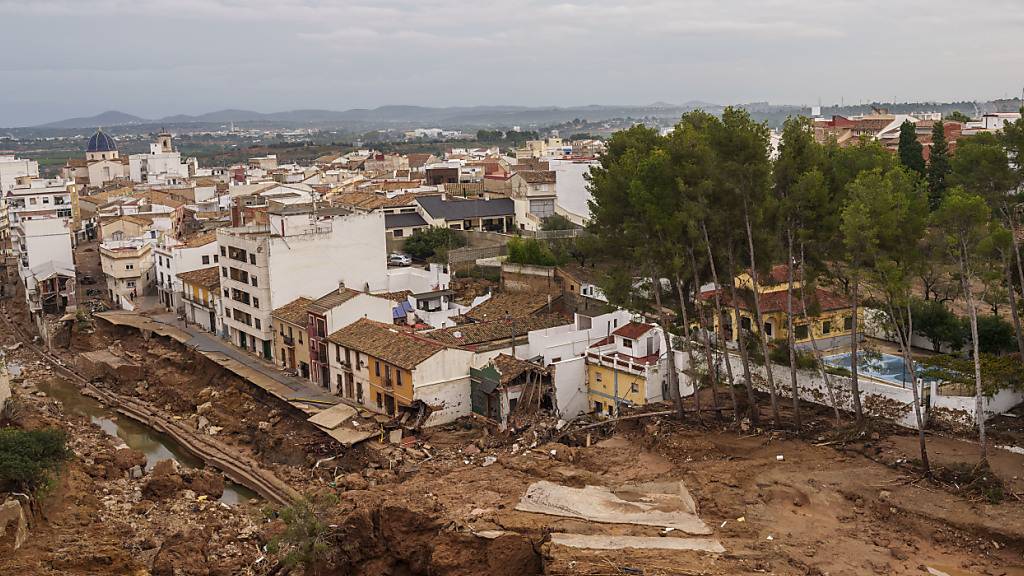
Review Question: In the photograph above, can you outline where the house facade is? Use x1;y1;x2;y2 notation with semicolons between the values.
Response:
271;297;313;378
585;321;667;416
100;239;154;309
178;266;222;333
326;319;474;425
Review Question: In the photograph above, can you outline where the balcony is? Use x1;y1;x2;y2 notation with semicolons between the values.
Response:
586;351;655;377
282;334;295;347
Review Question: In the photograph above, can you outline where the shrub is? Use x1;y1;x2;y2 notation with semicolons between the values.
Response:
769;340;819;370
506;237;561;266
0;428;70;495
266;492;340;573
403;227;466;261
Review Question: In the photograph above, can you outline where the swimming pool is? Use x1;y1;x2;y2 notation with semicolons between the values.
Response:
823;352;928;387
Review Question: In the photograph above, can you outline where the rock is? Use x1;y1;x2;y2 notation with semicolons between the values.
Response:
144;460;184;499
196;416;210;431
257;421;271;432
151;459;180;477
130;465;144;480
113;447;147;471
463;444;481;455
185;470;225;499
143;474;184;500
0;499;29;552
339;472;368;491
196;401;213;415
207;426;223;435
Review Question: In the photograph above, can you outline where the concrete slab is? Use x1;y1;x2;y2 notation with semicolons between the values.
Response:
325;427;376;446
515;480;711;535
550;533;725;553
308;403;358;429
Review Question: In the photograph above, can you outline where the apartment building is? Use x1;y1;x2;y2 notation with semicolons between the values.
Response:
153;231;219;311
178;266;222;333
100;238;154;309
216;202;387;360
585;321;667;417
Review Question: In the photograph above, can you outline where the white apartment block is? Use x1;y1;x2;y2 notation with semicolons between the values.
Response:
153;233;220;311
216;204;388;360
0;156;39;194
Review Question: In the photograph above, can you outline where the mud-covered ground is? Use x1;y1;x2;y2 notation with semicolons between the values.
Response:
4;300;1024;575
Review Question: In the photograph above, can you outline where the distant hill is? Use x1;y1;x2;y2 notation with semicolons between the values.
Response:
38;110;147;129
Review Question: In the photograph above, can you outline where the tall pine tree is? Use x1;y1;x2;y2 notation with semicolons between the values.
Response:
928;120;951;209
897;120;926;176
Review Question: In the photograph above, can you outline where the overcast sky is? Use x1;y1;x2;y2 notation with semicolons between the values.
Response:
1;0;1022;126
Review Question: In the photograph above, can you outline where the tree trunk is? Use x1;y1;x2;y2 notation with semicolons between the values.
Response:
850;274;865;424
797;246;842;425
957;242;988;466
652;276;684;420
689;245;722;414
743;200;781;427
726;249;759;425
785;228;801;430
700;222;739;422
886;298;930;475
1005;257;1024;359
675;275;701;421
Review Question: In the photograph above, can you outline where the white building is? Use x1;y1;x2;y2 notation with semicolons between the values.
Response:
216;203;388;360
0;155;39;194
153;231;220;311
8;178;78;311
100;238;155;309
129;132;195;184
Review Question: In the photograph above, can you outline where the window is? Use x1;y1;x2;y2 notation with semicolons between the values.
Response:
220;246;226;256
42;197;49;204
795;324;809;340
336;345;342;363
223;288;229;297
345;348;351;366
126;280;136;288
221;266;227;277
125;264;134;271
213;255;219;263
396;371;402;386
249;254;256;265
631;383;639;393
251;277;258;287
253;297;260;308
741;316;752;331
822;320;832;335
764;322;773;337
384;365;392;384
375;361;381;377
376;392;383;408
622;338;632;349
844;316;853;331
254;318;261;329
202;255;210;265
336;373;343;390
393;229;404;238
595;371;602;383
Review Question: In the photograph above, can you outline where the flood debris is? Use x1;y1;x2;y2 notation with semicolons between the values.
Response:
515;480;711;534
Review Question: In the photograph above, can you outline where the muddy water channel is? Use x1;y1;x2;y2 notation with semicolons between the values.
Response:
9;361;258;505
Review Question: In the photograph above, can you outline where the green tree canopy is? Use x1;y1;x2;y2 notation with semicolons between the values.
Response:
897;120;926;176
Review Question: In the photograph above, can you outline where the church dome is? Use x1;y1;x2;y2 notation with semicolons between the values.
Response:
87;129;117;153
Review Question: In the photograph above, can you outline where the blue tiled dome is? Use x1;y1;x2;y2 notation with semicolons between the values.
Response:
87;129;117;153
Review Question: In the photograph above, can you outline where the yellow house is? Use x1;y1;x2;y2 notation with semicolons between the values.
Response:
700;264;860;349
585;321;666;416
271;297;313;379
177;266;220;333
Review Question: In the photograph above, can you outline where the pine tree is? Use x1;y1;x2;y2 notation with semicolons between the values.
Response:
897;120;926;176
928;121;951;209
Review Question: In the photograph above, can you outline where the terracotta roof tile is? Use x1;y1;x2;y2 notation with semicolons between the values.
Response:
613;322;654;339
491;353;547;385
428;315;566;347
700;286;851;315
272;297;313;326
177;266;221;291
327;318;445;370
465;292;558;322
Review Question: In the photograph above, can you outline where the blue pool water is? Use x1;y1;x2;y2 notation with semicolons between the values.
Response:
823;352;927;386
